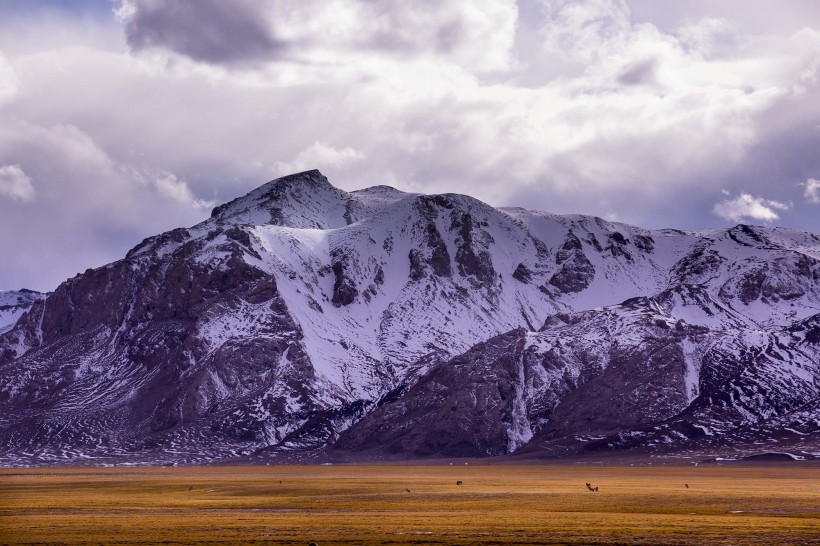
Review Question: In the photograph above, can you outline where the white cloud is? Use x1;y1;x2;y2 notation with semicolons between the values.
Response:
275;142;364;177
540;0;631;62
0;53;19;103
0;164;34;202
676;17;737;58
153;173;215;209
792;28;820;90
805;178;820;204
713;193;790;223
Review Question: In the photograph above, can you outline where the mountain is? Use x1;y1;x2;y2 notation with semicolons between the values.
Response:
1;170;818;466
0;289;46;334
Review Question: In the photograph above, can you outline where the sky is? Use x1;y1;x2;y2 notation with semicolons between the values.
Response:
1;0;820;291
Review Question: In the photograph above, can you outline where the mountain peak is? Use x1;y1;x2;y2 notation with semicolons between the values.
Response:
208;169;349;228
274;168;327;184
210;169;331;219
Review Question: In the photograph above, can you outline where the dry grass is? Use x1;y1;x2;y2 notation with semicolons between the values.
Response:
1;463;818;545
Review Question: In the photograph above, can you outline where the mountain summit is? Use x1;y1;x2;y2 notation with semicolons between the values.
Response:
1;171;819;465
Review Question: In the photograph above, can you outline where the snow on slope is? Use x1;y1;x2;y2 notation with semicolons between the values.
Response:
0;290;44;334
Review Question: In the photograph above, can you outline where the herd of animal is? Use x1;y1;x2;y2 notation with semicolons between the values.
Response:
185;480;696;495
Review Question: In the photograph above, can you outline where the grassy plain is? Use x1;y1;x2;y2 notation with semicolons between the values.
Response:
0;463;818;545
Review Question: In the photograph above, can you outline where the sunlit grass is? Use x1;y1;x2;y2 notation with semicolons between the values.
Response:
1;464;817;544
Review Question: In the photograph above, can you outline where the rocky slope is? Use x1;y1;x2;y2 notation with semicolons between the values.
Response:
1;170;818;465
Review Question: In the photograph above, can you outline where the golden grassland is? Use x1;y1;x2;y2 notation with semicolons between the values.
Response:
1;463;818;545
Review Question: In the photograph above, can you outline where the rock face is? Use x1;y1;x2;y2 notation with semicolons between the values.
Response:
335;330;530;458
1;170;819;465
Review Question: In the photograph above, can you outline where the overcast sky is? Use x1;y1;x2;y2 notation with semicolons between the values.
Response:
2;0;820;291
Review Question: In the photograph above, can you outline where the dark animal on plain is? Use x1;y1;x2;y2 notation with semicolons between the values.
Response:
456;481;463;485
685;484;689;489
585;483;594;491
594;486;598;492
187;486;192;491
405;488;411;493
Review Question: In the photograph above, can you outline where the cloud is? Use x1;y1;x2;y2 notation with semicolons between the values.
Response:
712;193;790;223
676;17;738;58
0;164;34;201
2;0;820;288
153;173;215;209
0;122;214;290
120;0;285;66
275;142;363;177
540;0;631;62
0;53;19;103
117;0;518;72
805;178;820;204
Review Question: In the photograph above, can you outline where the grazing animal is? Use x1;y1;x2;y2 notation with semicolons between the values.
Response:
685;484;689;489
405;488;411;493
585;483;598;492
456;481;463;485
594;486;598;492
187;486;192;491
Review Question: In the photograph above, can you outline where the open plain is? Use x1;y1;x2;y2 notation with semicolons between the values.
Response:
1;463;818;545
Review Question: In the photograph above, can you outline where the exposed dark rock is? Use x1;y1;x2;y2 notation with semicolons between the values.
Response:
426;223;452;277
606;232;633;261
671;247;724;283
408;222;452;280
408;249;426;281
451;213;494;287
331;261;358;307
609;231;628;245
586;233;603;252
634;234;655;252
549;233;595;293
512;263;533;283
559;231;583;254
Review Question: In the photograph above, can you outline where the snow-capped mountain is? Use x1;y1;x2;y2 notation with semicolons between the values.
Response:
0;289;45;334
0;170;818;465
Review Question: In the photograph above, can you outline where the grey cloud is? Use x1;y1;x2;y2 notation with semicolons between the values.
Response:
122;0;287;65
117;0;518;72
617;58;656;85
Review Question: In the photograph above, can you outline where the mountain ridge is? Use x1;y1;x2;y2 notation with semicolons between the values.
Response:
1;170;818;465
